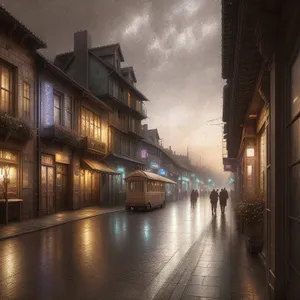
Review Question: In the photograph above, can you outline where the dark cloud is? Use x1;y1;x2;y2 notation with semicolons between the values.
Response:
2;0;225;174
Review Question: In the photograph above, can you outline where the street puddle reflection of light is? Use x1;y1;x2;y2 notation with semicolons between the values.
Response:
143;220;150;242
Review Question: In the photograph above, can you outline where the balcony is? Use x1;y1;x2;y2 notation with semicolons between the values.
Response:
132;102;147;119
42;124;82;148
128;123;144;139
0;111;33;142
109;116;128;133
81;136;107;156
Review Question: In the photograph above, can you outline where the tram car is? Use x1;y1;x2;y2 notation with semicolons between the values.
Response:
125;170;176;211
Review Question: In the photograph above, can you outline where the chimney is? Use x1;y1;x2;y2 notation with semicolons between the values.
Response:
169;146;171;151
143;124;148;132
74;30;91;89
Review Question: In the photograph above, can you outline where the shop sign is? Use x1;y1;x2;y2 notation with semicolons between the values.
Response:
158;168;167;176
150;162;159;169
55;153;70;164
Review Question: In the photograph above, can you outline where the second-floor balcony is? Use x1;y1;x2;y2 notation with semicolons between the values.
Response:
41;124;82;148
81;136;107;156
128;123;144;139
109;115;128;133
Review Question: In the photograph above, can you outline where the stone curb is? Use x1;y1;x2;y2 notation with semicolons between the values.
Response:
0;207;124;241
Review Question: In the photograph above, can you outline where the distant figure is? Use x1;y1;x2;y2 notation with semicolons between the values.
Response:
219;188;229;213
190;190;196;207
209;189;218;215
195;190;199;199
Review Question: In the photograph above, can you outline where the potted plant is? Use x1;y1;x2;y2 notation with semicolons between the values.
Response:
234;200;247;233
243;194;265;253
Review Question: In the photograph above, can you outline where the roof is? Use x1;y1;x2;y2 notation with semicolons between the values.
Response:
37;53;112;112
0;5;47;49
90;43;124;62
125;170;176;184
145;129;160;142
54;48;150;101
121;67;137;83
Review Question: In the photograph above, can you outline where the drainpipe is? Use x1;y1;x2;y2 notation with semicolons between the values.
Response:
36;64;41;218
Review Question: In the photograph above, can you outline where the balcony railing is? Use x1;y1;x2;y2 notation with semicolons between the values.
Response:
0;111;34;142
42;124;82;148
135;102;147;118
109;116;128;133
81;136;107;156
128;123;143;139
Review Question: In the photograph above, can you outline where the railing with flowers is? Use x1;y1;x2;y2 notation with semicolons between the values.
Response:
42;124;82;148
0;110;33;141
81;136;107;156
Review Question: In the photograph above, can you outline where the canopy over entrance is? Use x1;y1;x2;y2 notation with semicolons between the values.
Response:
82;159;119;174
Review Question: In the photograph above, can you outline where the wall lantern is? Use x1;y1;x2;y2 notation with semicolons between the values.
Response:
246;148;255;157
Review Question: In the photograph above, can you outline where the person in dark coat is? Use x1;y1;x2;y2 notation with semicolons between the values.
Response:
219;188;229;213
209;189;218;215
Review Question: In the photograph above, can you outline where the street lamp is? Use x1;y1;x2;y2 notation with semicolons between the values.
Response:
0;165;10;224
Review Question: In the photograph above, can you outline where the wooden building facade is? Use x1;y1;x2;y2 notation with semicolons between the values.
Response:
222;0;300;298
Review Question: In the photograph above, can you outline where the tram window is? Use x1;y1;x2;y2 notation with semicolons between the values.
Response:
130;181;143;192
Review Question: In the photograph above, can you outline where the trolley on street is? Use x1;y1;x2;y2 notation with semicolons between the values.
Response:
125;170;176;211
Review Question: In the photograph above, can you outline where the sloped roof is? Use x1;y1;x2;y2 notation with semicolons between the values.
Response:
90;43;124;61
0;5;47;49
125;170;176;184
121;66;137;83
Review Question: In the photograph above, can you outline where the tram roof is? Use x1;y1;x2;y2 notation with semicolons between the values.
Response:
125;170;176;184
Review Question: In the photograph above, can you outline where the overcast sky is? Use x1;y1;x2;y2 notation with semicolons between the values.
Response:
2;0;225;174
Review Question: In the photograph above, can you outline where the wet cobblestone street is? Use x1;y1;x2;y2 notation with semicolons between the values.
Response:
0;198;265;300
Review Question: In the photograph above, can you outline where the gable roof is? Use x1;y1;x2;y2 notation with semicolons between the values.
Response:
0;5;47;49
121;66;137;83
90;43;124;62
54;46;149;101
145;129;160;143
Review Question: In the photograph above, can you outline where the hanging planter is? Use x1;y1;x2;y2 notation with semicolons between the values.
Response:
52;125;83;148
0;111;33;141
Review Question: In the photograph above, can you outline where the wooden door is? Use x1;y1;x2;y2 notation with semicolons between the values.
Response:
55;163;69;212
80;169;92;207
41;165;55;214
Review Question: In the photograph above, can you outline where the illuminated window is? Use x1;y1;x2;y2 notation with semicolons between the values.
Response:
0;150;18;198
247;165;253;176
247;148;255;157
0;64;12;113
64;95;73;129
54;92;62;125
128;92;131;107
23;82;30;118
80;107;101;141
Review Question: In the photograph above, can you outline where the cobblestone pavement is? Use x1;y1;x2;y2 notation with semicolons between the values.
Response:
0;198;266;300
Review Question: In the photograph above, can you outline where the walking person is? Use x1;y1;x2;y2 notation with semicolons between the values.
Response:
190;189;196;208
209;189;218;215
219;188;229;213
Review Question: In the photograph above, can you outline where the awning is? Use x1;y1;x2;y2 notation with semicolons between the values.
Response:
82;159;119;174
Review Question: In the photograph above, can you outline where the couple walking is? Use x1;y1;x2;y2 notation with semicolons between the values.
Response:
209;188;229;215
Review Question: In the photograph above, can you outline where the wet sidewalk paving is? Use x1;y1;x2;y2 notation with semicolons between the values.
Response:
154;210;266;300
0;206;124;240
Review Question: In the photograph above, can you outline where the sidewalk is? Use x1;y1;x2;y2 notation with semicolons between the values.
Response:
0;206;124;241
153;209;266;300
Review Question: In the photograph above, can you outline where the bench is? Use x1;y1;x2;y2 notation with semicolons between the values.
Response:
0;199;23;223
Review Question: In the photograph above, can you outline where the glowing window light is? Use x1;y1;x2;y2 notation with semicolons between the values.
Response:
247;148;255;157
41;81;54;127
247;165;253;176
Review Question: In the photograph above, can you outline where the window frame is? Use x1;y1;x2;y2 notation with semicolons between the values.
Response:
0;62;13;114
80;106;102;141
23;82;30;119
53;91;63;126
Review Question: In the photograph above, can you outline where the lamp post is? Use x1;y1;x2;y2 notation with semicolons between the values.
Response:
0;166;10;224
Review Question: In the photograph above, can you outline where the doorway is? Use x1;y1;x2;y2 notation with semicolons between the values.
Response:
41;164;55;215
55;163;69;212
